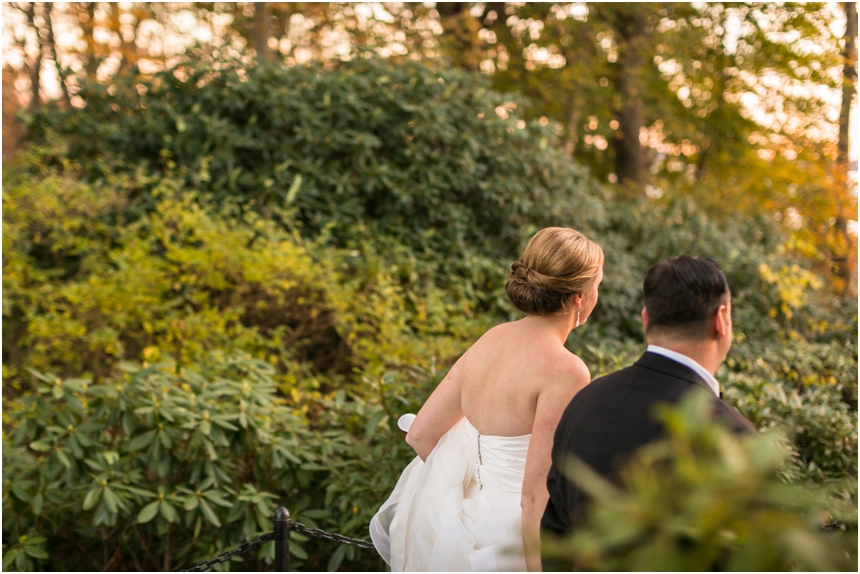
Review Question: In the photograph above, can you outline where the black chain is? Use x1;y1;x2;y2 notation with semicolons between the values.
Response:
180;522;375;572
818;521;844;532
181;532;274;572
290;522;376;549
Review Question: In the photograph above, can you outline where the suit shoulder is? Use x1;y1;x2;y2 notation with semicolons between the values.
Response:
578;363;640;394
559;364;639;416
712;398;757;434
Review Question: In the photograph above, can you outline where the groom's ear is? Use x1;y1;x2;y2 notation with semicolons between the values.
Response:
713;305;729;338
641;307;648;326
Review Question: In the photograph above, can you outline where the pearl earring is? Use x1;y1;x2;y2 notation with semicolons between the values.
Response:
575;310;581;328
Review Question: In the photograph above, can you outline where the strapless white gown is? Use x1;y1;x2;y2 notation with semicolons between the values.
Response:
369;417;530;571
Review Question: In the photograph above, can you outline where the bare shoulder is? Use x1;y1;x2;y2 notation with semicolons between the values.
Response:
460;322;508;359
481;320;518;339
532;348;591;430
542;348;591;393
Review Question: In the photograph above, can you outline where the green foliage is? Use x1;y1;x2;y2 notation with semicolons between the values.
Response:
1;535;48;572
1;167;480;389
543;392;858;572
726;375;857;484
1;353;431;571
23;54;609;266
3;353;299;571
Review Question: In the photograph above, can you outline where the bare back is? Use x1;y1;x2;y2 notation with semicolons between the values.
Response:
405;314;593;464
459;320;587;437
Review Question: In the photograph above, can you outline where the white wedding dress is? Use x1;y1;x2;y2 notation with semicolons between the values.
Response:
370;417;530;571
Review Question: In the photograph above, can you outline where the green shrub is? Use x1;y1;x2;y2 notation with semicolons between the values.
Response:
1;353;433;571
1;169;484;392
23;54;609;268
3;353;310;571
726;376;857;484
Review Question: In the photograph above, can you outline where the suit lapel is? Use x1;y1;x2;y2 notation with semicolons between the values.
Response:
634;351;716;395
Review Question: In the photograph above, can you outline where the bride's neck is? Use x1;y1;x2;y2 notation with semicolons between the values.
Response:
520;312;576;345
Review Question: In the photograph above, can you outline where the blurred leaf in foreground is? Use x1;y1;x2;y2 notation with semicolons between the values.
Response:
543;392;858;572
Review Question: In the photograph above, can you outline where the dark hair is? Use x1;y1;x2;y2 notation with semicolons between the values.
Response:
643;256;729;339
505;227;604;315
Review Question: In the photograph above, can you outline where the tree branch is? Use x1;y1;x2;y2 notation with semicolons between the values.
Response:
45;2;71;107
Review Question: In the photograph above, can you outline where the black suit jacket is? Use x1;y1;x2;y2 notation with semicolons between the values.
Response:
541;351;755;537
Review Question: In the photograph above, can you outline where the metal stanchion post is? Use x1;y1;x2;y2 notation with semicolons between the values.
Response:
274;506;290;572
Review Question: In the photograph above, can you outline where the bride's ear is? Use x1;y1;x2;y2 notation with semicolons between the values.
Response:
570;293;584;309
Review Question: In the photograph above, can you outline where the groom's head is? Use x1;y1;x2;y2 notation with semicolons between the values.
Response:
642;256;732;356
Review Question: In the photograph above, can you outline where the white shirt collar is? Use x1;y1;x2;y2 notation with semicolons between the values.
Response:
645;345;720;397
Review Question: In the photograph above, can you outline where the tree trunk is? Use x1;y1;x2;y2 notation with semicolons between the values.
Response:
436;2;481;71
82;2;99;77
2;68;23;161
828;212;852;297
611;6;648;187
253;2;275;64
561;19;597;158
26;2;43;110
838;2;857;165
834;2;857;297
484;2;519;71
109;3;142;76
697;51;730;182
45;3;71;107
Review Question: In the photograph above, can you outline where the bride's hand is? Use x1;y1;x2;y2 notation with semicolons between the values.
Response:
398;413;416;433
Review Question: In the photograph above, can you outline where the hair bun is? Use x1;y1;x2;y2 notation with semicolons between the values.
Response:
511;261;555;289
506;260;569;315
504;228;604;316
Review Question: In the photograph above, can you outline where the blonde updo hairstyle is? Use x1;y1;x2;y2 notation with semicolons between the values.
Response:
505;227;604;316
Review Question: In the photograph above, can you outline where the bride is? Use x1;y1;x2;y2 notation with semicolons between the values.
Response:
370;227;604;571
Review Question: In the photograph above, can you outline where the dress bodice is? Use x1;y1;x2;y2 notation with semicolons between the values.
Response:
463;419;530;493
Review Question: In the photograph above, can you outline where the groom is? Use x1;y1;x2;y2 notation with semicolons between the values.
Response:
541;256;755;539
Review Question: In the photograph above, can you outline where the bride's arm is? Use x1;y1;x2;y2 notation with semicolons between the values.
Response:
521;357;590;572
405;357;465;461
